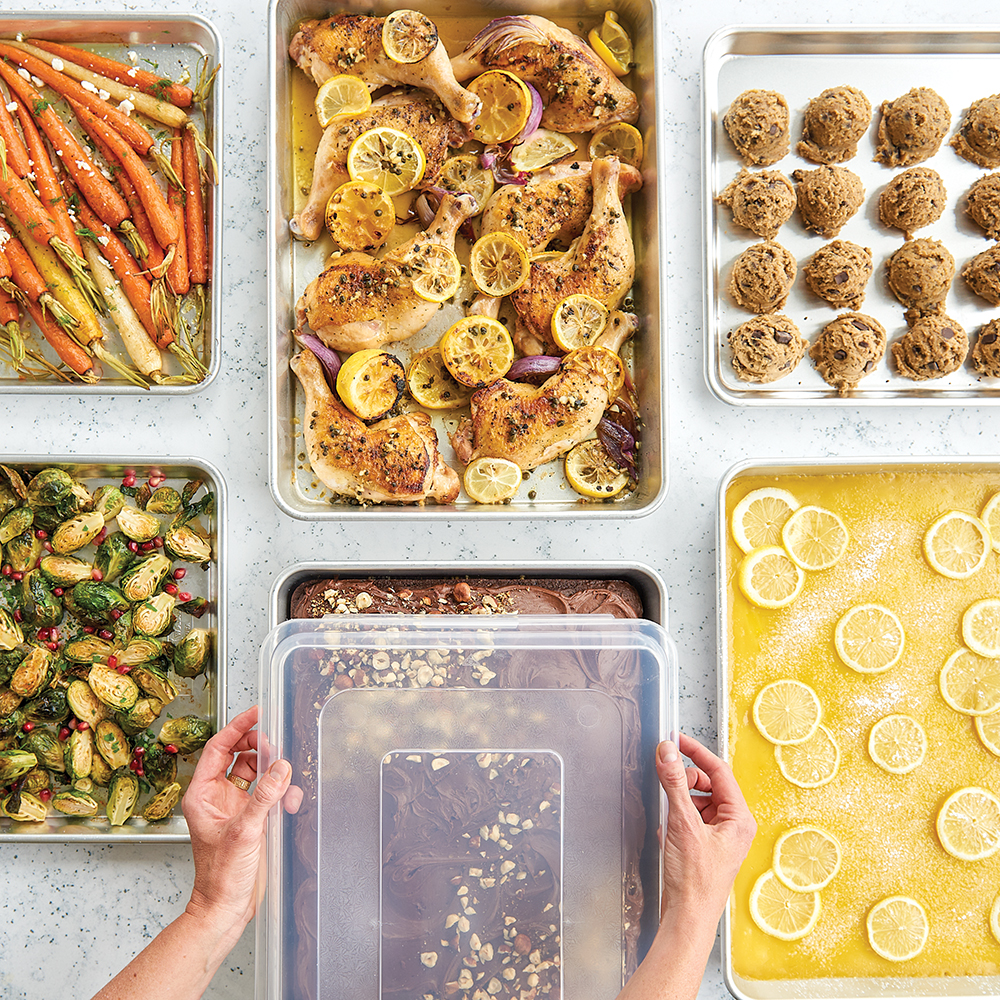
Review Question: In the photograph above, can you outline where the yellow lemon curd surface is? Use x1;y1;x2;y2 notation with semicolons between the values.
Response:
726;467;1000;980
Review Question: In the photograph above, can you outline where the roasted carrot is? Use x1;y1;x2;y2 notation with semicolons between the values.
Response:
69;100;178;249
27;39;194;108
0;244;9;281
182;125;208;285
12;98;81;257
0;284;17;323
24;297;96;380
166;130;189;297
0;43;156;156
0;89;30;178
0;60;129;228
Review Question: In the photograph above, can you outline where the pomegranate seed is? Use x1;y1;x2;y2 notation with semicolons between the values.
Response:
135;767;144;777
110;609;124;621
164;583;178;595
178;592;192;602
46;641;58;651
172;567;187;580
107;655;118;669
152;537;164;549
117;665;129;675
58;727;71;741
34;529;47;540
127;541;139;553
1;564;10;576
140;541;153;552
38;788;52;802
134;747;146;757
50;628;59;641
11;572;22;582
82;625;95;634
12;609;22;622
165;744;178;754
91;568;103;581
68;719;78;730
99;629;113;641
124;467;136;478
21;721;34;733
129;759;138;770
37;628;50;641
53;587;64;597
76;722;89;732
42;542;53;553
95;528;107;544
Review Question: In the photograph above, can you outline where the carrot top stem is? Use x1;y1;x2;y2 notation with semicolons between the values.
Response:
50;237;102;312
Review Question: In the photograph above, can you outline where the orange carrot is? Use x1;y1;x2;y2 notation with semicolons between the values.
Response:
69;100;177;248
0;284;17;324
0;88;29;177
0;59;129;227
0;44;156;156
28;39;194;108
0;244;9;281
166;130;189;297
0;167;63;246
0;218;76;329
23;297;94;378
182;126;207;285
12;98;81;257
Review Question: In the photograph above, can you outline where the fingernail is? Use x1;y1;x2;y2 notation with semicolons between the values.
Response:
269;759;291;781
658;740;678;764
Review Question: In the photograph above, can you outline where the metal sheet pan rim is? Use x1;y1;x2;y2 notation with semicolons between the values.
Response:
0;13;223;395
0;453;227;843
703;25;1000;407
267;0;667;518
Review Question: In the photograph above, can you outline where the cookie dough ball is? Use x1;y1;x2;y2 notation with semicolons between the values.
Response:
891;314;968;380
728;314;807;383
878;167;947;237
797;85;872;164
792;166;865;238
962;245;1000;306
885;238;954;315
723;89;790;166
972;319;1000;377
951;94;1000;168
875;87;951;166
803;240;873;310
966;173;1000;239
719;168;796;239
809;312;887;393
728;241;797;312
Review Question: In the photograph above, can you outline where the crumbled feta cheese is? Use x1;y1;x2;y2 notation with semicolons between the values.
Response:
98;90;110;102
51;58;64;72
81;80;98;94
4;102;15;113
15;33;23;42
127;68;138;78
118;99;134;116
97;235;110;247
0;229;9;250
17;68;30;81
30;76;43;88
127;51;138;64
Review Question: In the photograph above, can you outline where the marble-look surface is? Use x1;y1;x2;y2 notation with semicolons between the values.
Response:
2;0;996;996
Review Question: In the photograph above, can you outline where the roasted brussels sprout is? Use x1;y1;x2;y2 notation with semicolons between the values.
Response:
64;727;94;784
118;637;164;667
0;608;23;651
66;679;112;729
157;716;212;755
142;781;182;821
146;487;182;514
39;554;95;586
117;697;163;736
94;719;131;769
26;468;74;507
20;767;52;795
119;554;172;602
116;505;159;543
51;511;105;555
113;609;134;647
176;596;209;619
0;505;32;545
92;485;125;521
72;581;130;622
2;790;46;822
88;664;139;711
0;707;25;737
139;739;177;792
9;646;54;699
64;636;115;665
53;481;94;520
89;752;113;787
94;532;134;584
22;729;66;772
133;592;176;636
163;523;212;564
16;570;63;628
173;628;212;678
22;687;70;725
6;527;42;573
52;790;99;816
0;748;37;782
107;768;140;826
131;664;177;705
0;485;17;518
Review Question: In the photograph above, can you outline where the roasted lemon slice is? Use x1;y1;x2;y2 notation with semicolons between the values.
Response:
335;349;405;420
439;153;495;213
868;714;927;774
752;679;821;745
939;648;1000;715
315;75;372;127
565;438;630;499
731;487;800;553
440;317;515;388
406;347;472;410
834;604;905;674
738;547;804;609
781;505;849;571
551;294;610;351
381;9;439;64
773;825;842;892
347;127;426;196
464;457;522;504
975;712;1000;757
936;786;1000;861
963;599;1000;658
469;232;530;297
923;510;991;579
866;896;928;962
774;724;839;788
403;243;462;303
587;11;633;76
588;122;644;169
324;180;395;252
510;128;578;172
565;345;625;398
749;870;820;941
467;70;532;144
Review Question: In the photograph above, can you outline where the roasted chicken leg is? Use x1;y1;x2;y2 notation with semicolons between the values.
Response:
292;347;460;504
290;13;481;123
296;192;477;352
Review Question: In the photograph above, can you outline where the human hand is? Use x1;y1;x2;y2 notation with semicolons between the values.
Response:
182;706;303;935
656;733;756;925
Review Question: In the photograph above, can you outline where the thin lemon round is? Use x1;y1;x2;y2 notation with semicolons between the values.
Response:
939;648;1000;715
782;505;849;571
834;604;905;674
753;679;821;746
587;11;633;76
406;347;472;410
991;893;1000;945
403;242;462;302
923;511;991;579
738;547;805;609
463;457;522;504
439;154;495;213
936;786;1000;861
975;712;1000;758
324;180;395;251
774;724;840;788
866;896;928;962
564;345;625;398
749;870;821;941
868;714;927;775
551;294;610;351
335;349;405;421
564;438;630;499
588;122;644;169
315;75;372;127
963;599;1000;658
731;487;800;554
981;491;1000;553
440;316;515;388
773;825;842;892
510;128;578;172
347;127;426;196
381;9;438;64
467;70;532;144
470;232;530;297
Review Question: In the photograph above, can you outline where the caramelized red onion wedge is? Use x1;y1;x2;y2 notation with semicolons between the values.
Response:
597;415;637;480
507;354;561;384
298;333;341;391
479;148;528;186
520;84;543;140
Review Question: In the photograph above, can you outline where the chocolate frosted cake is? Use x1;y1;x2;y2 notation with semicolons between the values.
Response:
285;576;647;1000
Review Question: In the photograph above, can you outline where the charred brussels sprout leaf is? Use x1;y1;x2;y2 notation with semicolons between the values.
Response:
2;790;46;822
107;768;140;826
53;481;94;521
0;708;25;738
72;581;130;622
176;596;210;619
26;468;74;507
139;738;178;792
117;697;163;736
20;767;51;795
158;716;212;755
94;532;134;584
23;687;70;725
0;505;33;545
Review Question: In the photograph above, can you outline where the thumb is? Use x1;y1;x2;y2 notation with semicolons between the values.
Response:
655;741;693;814
245;759;293;821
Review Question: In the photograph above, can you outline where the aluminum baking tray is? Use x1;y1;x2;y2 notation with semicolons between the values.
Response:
0;456;226;842
268;0;666;518
704;27;1000;405
0;14;222;393
717;457;1000;999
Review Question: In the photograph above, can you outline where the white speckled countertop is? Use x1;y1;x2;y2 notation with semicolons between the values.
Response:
3;0;996;996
